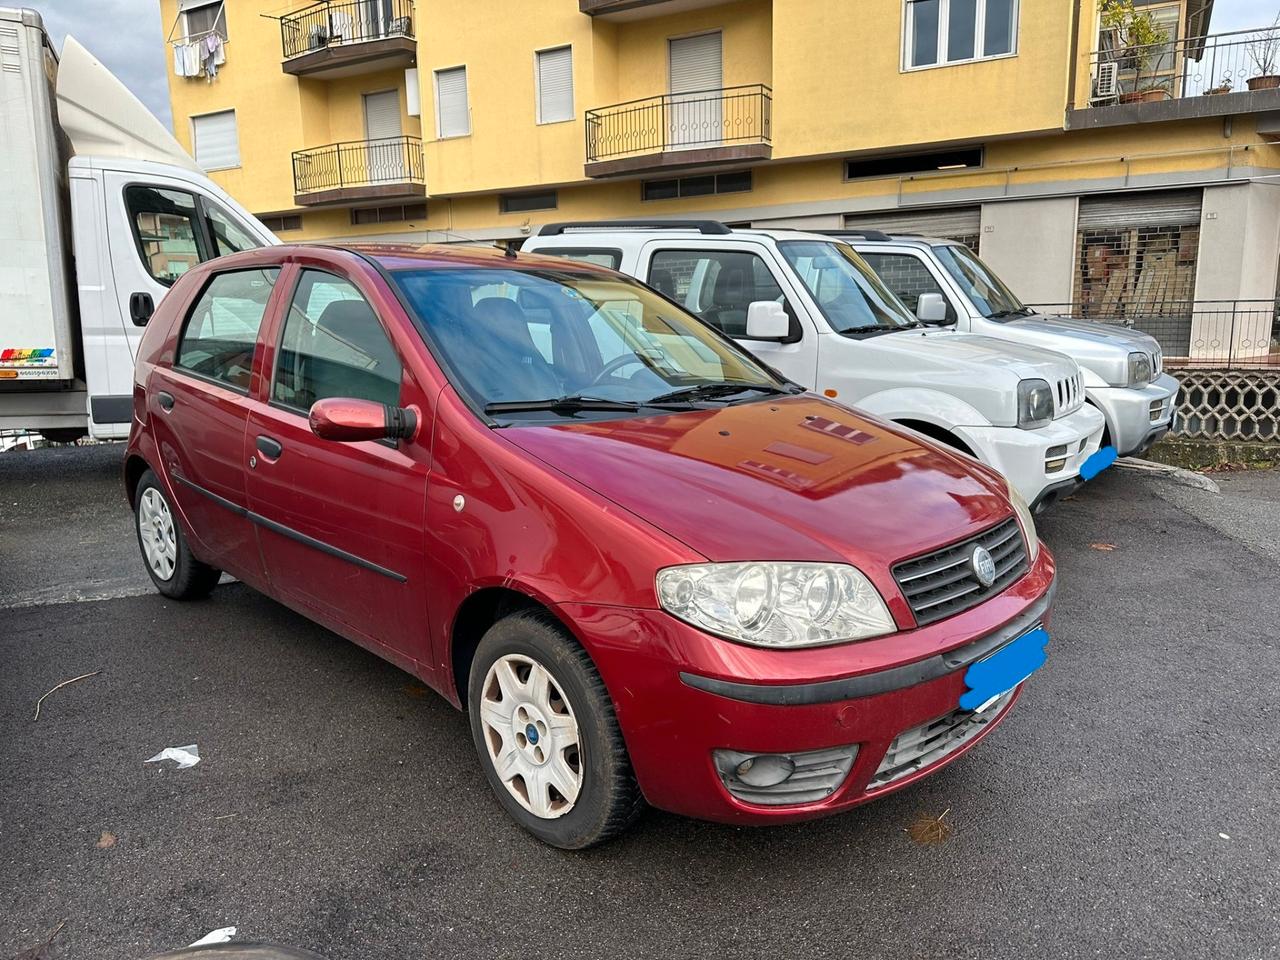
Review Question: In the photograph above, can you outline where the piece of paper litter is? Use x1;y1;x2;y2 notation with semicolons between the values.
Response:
145;744;201;769
189;927;236;946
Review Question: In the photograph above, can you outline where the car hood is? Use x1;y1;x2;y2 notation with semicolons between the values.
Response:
501;395;1012;573
861;328;1080;383
1001;315;1161;385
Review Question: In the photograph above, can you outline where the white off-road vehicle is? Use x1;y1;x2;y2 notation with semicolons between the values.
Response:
842;231;1178;458
524;222;1106;511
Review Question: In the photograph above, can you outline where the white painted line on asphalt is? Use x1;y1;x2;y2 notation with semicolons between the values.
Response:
0;582;153;610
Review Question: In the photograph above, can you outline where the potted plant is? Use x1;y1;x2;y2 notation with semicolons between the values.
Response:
1205;77;1233;96
1098;0;1170;102
1246;12;1280;90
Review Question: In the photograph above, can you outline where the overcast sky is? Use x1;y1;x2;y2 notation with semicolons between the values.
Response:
31;0;1280;136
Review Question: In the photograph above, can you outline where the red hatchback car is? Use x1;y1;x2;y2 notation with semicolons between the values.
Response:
124;243;1055;848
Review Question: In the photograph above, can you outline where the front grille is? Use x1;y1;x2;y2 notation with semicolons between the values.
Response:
869;689;1015;789
892;518;1029;626
1153;349;1163;376
1054;373;1083;416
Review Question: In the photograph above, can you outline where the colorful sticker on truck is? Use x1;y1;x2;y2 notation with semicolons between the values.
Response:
1;349;60;379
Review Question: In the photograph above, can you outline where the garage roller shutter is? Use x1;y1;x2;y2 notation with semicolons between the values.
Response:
192;110;239;170
843;206;981;239
1077;190;1202;229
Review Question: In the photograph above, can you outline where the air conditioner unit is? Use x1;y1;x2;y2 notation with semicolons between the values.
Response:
1092;61;1120;103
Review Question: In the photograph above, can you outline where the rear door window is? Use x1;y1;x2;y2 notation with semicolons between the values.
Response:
540;248;622;270
272;271;402;411
176;268;280;390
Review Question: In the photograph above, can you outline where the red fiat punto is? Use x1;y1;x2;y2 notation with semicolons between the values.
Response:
124;243;1055;848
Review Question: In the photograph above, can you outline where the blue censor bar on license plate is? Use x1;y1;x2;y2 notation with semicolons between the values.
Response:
1080;445;1117;481
959;627;1049;711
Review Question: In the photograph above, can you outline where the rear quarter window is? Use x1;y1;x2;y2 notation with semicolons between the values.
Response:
175;268;280;391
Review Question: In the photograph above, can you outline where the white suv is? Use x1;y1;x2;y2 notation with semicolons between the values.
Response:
843;232;1179;457
524;221;1106;511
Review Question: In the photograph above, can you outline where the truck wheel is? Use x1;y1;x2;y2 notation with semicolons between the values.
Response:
133;469;221;600
468;610;644;849
39;428;88;444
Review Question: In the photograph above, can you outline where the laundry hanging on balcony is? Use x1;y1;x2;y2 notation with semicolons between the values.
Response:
167;0;227;81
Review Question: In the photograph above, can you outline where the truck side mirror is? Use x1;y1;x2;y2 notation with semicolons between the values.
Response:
129;292;155;327
915;292;949;325
745;300;791;340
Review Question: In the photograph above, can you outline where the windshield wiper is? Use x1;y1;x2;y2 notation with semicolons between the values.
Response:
646;382;795;405
484;395;642;416
988;307;1034;320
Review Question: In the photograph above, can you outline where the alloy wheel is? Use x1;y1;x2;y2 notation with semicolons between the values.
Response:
138;487;178;582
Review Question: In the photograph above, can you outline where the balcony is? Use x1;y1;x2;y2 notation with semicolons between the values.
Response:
1069;25;1280;130
584;84;772;178
279;0;415;79
292;136;425;206
579;0;736;19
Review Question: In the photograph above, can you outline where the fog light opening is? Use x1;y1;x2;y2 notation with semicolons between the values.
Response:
735;754;796;788
714;745;858;806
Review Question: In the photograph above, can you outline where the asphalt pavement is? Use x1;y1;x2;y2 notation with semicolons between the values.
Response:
1;444;1277;960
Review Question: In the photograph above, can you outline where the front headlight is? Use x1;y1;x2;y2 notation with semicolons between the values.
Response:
1017;379;1054;430
1006;483;1041;562
1127;351;1153;386
656;562;895;648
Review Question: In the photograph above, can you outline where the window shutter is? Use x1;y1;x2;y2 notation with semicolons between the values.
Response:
668;32;722;94
363;90;402;141
536;46;574;124
192;110;239;170
435;67;470;138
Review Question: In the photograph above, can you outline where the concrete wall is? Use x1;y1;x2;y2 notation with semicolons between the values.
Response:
979;196;1079;306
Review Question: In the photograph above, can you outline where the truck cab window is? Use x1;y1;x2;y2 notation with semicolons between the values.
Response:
126;186;203;286
203;201;261;257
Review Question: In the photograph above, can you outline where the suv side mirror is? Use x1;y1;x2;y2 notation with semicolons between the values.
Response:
746;300;791;340
916;292;950;325
309;398;420;443
129;292;155;327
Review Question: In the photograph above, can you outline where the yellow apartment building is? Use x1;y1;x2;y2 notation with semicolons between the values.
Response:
161;0;1280;326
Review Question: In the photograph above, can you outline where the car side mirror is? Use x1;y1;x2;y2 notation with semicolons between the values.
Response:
129;292;155;327
309;398;420;443
746;300;791;340
915;292;950;325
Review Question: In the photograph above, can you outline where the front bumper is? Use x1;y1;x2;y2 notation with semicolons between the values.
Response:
559;547;1056;825
1087;373;1180;457
956;404;1106;506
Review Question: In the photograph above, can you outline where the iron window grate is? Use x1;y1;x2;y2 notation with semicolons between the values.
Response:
892;518;1029;626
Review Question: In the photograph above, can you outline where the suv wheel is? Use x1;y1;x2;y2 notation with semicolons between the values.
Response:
468;610;643;848
134;469;221;600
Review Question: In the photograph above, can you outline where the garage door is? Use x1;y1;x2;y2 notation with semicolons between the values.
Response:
843;206;982;251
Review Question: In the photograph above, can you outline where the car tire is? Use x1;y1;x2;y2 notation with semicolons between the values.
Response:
468;610;644;849
133;469;221;601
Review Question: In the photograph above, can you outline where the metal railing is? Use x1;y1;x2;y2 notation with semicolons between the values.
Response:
280;0;414;60
585;84;772;162
1086;25;1280;105
292;136;425;195
1027;300;1280;370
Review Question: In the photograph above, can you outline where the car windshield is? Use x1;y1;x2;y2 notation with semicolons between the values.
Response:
777;240;918;334
390;265;790;422
933;244;1030;320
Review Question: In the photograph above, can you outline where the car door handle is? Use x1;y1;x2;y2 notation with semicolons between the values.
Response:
157;391;175;411
256;435;283;460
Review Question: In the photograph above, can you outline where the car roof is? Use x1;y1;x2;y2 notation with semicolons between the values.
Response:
196;241;622;275
840;233;960;248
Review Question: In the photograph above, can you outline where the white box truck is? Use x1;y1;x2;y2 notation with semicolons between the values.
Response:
0;8;276;441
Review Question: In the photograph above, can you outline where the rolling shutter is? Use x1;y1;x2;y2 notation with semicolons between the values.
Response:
191;110;239;170
363;90;402;140
1076;190;1202;229
843;206;982;240
536;46;574;124
435;66;469;138
669;32;722;94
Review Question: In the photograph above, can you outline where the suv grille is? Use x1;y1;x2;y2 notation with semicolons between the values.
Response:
892;518;1029;626
869;689;1015;789
1054;373;1083;416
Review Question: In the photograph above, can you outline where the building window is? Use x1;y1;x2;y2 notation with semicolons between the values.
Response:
350;203;427;225
191;110;240;170
642;170;752;202
260;215;303;232
845;148;982;181
434;66;470;139
535;46;574;124
499;191;558;214
182;0;227;41
905;0;1018;69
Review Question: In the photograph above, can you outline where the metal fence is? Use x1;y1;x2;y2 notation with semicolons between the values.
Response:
1027;300;1280;371
1087;25;1280;105
280;0;414;60
585;84;772;162
292;136;425;196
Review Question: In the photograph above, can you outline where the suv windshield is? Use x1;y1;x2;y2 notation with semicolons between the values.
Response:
933;244;1030;320
391;265;791;422
778;240;918;335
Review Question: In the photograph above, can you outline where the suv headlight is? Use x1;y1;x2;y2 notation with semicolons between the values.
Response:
1017;379;1054;430
1127;351;1153;386
656;562;895;648
1007;483;1041;562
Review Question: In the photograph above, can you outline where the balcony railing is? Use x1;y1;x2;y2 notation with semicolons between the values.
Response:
585;84;772;163
1086;25;1280;107
1028;300;1280;370
292;136;424;201
280;0;414;61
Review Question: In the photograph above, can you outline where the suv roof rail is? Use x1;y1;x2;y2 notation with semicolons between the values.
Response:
537;220;733;236
819;229;894;242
